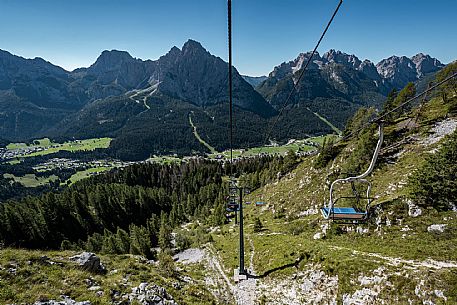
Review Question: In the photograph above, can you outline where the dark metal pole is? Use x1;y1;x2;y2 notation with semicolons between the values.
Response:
239;187;245;275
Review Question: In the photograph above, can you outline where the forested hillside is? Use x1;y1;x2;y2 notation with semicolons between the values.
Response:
0;154;298;251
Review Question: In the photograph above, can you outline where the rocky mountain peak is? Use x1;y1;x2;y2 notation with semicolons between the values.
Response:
322;49;362;70
376;53;443;88
89;50;136;74
376;55;416;79
168;46;181;55
358;59;380;80
182;39;207;56
411;53;444;77
269;51;321;79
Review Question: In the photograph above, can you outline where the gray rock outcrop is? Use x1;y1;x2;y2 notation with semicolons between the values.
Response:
124;283;179;305
69;252;106;274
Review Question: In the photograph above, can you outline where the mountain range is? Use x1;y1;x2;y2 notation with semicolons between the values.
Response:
0;39;446;159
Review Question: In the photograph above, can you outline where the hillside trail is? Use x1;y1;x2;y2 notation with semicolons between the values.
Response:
204;233;259;305
232;234;258;305
128;86;155;115
331;246;457;269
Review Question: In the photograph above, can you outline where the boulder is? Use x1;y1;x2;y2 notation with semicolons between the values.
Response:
427;224;447;233
69;252;106;274
125;283;179;305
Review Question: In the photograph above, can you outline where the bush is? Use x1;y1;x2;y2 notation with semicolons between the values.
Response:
175;232;192;251
287;221;306;236
158;251;177;277
315;138;343;169
253;217;263;233
60;240;78;251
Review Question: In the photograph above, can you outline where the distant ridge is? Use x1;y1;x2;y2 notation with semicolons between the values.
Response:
0;40;449;159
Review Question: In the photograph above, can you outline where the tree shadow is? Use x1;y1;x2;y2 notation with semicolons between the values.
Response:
247;256;304;279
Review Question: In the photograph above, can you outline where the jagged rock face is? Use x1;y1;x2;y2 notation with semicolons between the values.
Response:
155;40;233;105
258;50;385;108
412;53;444;77
359;60;381;81
323;49;362;71
153;40;275;116
269;52;321;81
376;54;444;89
259;49;444;110
376;56;418;85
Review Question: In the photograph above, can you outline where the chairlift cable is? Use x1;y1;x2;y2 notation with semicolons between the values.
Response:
261;0;343;148
342;72;457;142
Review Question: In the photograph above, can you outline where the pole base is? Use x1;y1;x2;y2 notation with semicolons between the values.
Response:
233;268;248;282
233;268;239;282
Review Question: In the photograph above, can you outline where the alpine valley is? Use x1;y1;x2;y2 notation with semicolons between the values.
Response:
0;40;444;160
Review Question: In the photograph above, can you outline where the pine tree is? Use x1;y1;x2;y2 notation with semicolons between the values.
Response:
115;228;130;254
158;251;177;277
86;233;104;253
129;224;154;259
158;213;173;251
102;231;119;254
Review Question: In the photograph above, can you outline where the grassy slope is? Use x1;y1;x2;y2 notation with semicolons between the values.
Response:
189;114;217;154
211;94;457;303
3;173;58;187
307;107;342;135
66;167;113;185
0;249;216;305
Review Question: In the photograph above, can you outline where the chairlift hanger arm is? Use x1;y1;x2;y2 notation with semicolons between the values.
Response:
322;123;382;220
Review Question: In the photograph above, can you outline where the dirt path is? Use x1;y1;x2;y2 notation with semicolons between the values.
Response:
332;246;457;269
232;235;258;305
203;235;259;305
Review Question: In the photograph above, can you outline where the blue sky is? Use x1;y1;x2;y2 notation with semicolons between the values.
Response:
0;0;456;76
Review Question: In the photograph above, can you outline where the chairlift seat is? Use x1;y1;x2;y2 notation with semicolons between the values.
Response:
321;207;366;220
